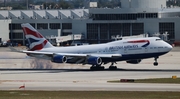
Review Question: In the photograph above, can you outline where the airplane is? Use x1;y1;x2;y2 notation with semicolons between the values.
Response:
15;23;172;70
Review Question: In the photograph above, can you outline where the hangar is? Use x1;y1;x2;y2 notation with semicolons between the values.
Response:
0;0;179;45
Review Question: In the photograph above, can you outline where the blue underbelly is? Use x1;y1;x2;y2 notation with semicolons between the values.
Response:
102;52;168;62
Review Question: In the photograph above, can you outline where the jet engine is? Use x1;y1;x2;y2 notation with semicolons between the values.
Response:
87;57;102;65
126;59;141;64
51;55;67;63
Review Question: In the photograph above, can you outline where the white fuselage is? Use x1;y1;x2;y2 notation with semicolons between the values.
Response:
21;23;173;66
40;37;172;56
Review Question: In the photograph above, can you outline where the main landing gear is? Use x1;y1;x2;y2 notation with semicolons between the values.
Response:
90;62;118;70
90;65;105;70
153;57;159;66
109;62;117;70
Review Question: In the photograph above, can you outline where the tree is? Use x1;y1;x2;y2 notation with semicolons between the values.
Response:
43;2;56;9
98;0;121;8
58;0;72;9
72;0;84;8
13;5;26;10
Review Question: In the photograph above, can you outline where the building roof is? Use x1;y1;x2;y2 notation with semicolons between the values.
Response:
0;9;89;19
1;8;180;20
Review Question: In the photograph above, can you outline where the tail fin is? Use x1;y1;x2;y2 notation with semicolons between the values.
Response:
21;23;54;51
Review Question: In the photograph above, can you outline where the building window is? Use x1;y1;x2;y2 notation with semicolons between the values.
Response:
146;13;158;18
9;32;23;39
9;23;35;30
30;23;35;28
132;23;144;35
159;22;175;39
122;23;131;36
37;23;48;29
92;13;158;20
50;23;61;29
62;23;72;29
87;24;98;40
62;32;72;36
109;23;121;39
100;24;108;40
9;23;21;30
137;13;144;18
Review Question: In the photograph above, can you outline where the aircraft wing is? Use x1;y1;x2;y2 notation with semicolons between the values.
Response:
22;50;122;58
10;47;121;64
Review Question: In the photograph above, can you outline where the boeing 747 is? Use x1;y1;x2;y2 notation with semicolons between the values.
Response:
16;23;172;70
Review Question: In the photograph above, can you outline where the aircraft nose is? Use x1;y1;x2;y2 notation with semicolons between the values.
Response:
166;43;173;51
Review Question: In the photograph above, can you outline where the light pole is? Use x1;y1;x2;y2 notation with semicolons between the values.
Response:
26;0;28;10
4;0;6;7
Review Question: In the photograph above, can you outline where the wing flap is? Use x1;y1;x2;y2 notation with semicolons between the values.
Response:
10;48;122;64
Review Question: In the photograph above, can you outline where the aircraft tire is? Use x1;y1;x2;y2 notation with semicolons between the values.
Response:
109;66;117;70
153;62;158;66
90;66;104;71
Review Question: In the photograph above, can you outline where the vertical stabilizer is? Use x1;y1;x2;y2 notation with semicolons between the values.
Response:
21;23;54;51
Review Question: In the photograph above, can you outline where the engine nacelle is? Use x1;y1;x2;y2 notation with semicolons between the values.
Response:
126;59;141;64
51;55;67;63
87;57;102;65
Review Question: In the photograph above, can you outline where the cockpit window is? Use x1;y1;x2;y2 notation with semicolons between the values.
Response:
156;39;162;41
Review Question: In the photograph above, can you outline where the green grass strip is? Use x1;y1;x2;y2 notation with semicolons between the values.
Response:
108;78;180;84
0;91;180;99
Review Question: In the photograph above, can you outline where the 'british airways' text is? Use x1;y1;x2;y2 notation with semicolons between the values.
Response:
109;45;138;50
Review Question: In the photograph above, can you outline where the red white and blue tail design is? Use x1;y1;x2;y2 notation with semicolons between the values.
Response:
21;23;53;51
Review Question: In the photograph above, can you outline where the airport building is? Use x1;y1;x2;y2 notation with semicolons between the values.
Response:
0;0;180;45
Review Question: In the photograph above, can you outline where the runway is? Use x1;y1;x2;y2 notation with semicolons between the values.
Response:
0;47;180;91
0;69;180;91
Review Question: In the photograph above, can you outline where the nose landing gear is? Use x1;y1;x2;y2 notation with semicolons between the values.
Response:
153;57;159;66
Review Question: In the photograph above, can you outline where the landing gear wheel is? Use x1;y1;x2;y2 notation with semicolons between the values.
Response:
153;62;158;66
99;66;105;70
153;57;159;66
90;66;105;71
109;66;117;70
108;62;117;70
90;66;95;70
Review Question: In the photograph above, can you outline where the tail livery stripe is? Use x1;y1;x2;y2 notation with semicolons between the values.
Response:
22;27;43;38
27;38;40;44
30;40;48;51
21;23;53;51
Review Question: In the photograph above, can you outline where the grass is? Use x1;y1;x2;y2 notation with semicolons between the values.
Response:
135;78;180;84
0;91;180;99
1;78;180;99
107;78;180;84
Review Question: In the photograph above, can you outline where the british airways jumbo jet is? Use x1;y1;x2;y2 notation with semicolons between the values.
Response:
18;23;172;70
